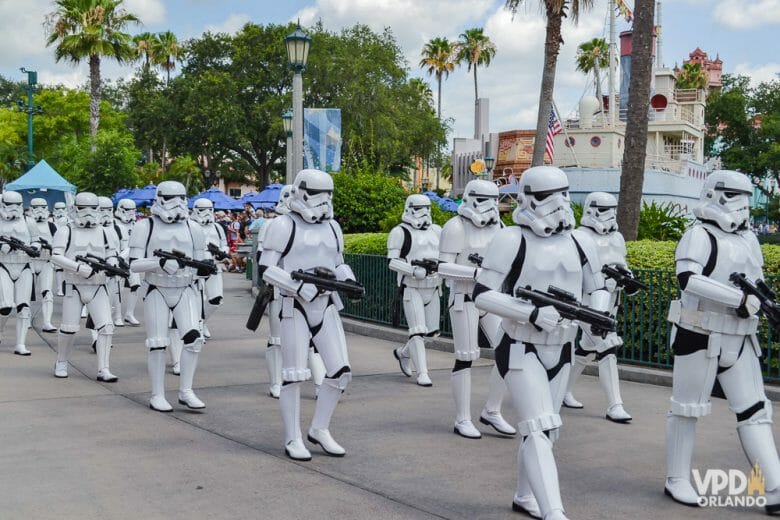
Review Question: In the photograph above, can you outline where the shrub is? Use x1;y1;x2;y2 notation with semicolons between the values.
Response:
332;169;407;233
636;201;690;241
378;201;454;232
343;233;388;255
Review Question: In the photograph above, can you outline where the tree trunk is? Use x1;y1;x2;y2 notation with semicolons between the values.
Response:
473;64;478;102
594;63;604;126
616;0;655;240
437;75;442;191
437;75;442;121
532;8;563;166
89;54;101;150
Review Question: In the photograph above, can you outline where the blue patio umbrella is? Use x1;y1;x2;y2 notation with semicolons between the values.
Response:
189;187;244;211
242;183;284;209
437;197;460;212
422;191;441;202
111;188;132;204
121;184;157;207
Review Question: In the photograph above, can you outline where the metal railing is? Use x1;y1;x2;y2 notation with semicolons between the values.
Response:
339;254;780;383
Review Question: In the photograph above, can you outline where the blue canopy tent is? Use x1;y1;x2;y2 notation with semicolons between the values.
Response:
422;191;441;202
188;187;243;211
115;184;157;207
242;183;284;209
437;197;460;212
111;188;132;204
5;160;76;208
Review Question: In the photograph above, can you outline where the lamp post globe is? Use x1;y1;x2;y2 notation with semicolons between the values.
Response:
484;156;495;175
284;23;311;72
283;110;294;183
282;110;293;136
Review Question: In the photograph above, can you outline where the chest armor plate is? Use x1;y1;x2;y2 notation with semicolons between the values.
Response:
580;227;625;267
704;226;762;285
515;230;582;297
115;220;132;240
198;222;221;245
283;216;339;273
146;220;194;257
405;226;440;262
0;219;33;264
455;220;498;265
66;226;108;258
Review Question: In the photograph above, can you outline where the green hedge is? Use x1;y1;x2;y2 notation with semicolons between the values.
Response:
343;233;780;274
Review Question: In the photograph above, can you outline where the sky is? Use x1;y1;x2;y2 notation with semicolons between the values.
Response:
1;0;779;145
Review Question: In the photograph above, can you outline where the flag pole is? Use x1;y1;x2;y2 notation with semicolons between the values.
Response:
552;99;581;168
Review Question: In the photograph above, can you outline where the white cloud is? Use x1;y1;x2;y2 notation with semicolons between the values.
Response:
733;62;780;84
205;13;252;35
713;0;780;29
124;0;166;26
0;0;53;69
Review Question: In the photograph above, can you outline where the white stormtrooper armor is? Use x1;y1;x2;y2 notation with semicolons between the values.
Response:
563;192;633;423
27;198;58;332
437;180;515;439
0;191;41;355
257;185;326;399
664;170;780;514
473;166;611;520
129;181;207;412
93;197;124;329
51;192;118;381
114;198;141;326
387;194;442;387
52;201;69;296
190;198;227;339
259;169;356;461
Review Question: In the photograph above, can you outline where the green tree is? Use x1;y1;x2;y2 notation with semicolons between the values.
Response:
153;30;183;85
58;129;140;194
332;168;408;233
165;155;204;195
455;28;496;104
45;0;140;141
506;0;595;166
675;62;708;90
616;0;655;240
420;37;456;121
133;31;158;71
124;69;168;164
576;37;609;114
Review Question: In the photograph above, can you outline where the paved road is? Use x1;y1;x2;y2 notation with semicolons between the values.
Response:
0;273;773;519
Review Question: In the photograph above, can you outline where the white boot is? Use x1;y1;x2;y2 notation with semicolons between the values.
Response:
280;383;311;460
41;296;56;332
148;349;172;412
452;368;481;439
308;379;346;456
408;336;432;387
562;354;589;409
480;365;516;435
522;431;568;519
124;290;140;326
14;307;31;356
96;335;118;382
266;344;282;398
665;414;700;506
54;331;75;378
393;346;412;377
178;349;205;409
737;421;780;514
513;446;542;518
599;354;631;423
169;330;183;375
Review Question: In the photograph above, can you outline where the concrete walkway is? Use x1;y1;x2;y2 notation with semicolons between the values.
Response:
0;273;773;519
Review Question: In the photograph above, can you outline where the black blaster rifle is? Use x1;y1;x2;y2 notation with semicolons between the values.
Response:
76;253;130;279
153;249;217;276
291;267;365;300
38;237;53;252
601;264;649;294
0;236;40;257
207;242;230;261
467;253;483;267
116;257;131;271
410;258;440;276
246;282;274;332
729;272;780;328
514;285;617;338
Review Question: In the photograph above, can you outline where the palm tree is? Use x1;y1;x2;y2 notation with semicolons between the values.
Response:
675;62;708;90
576;37;609;120
505;0;595;166
419;37;456;121
133;32;158;71
616;0;655;240
46;0;139;141
455;28;496;104
153;30;183;85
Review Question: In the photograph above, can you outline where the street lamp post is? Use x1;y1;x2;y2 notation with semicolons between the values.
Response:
285;23;311;181
484;156;495;178
17;68;41;171
282;110;293;184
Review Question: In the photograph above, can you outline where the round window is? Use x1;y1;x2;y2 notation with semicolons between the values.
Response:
590;136;602;147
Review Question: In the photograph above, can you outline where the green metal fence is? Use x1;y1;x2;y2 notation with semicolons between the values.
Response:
340;254;780;384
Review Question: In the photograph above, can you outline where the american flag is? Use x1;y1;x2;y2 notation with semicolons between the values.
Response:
545;108;562;163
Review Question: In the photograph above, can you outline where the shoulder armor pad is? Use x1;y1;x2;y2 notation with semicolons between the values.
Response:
675;225;712;265
482;227;524;276
387;225;406;259
262;215;295;254
571;228;601;275
439;217;466;254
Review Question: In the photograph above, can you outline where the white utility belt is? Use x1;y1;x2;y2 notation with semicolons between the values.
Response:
504;319;578;346
667;299;758;336
63;271;107;286
144;271;194;288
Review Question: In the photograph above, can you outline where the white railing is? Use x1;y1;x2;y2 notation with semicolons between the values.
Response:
564;104;700;129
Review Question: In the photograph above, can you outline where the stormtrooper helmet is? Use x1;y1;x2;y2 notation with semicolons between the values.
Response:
275;185;293;215
459;180;499;227
191;198;214;225
1;191;24;221
512;166;573;236
98;196;114;226
151;181;188;223
290;169;333;223
581;192;618;235
115;199;136;224
29;197;50;222
402;194;432;230
693;170;752;233
53;202;68;221
73;192;99;228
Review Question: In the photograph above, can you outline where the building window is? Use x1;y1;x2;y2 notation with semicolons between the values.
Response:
565;136;576;147
228;188;241;198
590;136;602;147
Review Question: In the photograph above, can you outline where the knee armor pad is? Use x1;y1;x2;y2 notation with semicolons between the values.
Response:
453;359;472;373
16;305;30;318
97;322;115;336
59;322;80;334
145;336;171;349
268;336;281;347
325;367;352;390
517;412;562;437
182;329;203;353
670;397;712;418
736;399;773;426
42;290;52;301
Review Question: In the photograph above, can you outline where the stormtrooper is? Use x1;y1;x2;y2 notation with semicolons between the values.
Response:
189;198;227;339
0;191;41;355
664;170;780;514
128;181;207;412
99;197;123;327
114;198;141;326
51;192;118;381
437;180;516;439
257;185;327;399
27;198;58;332
52;201;69;296
259;169;357;461
387;194;442;387
473;166;611;520
563;192;633;423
